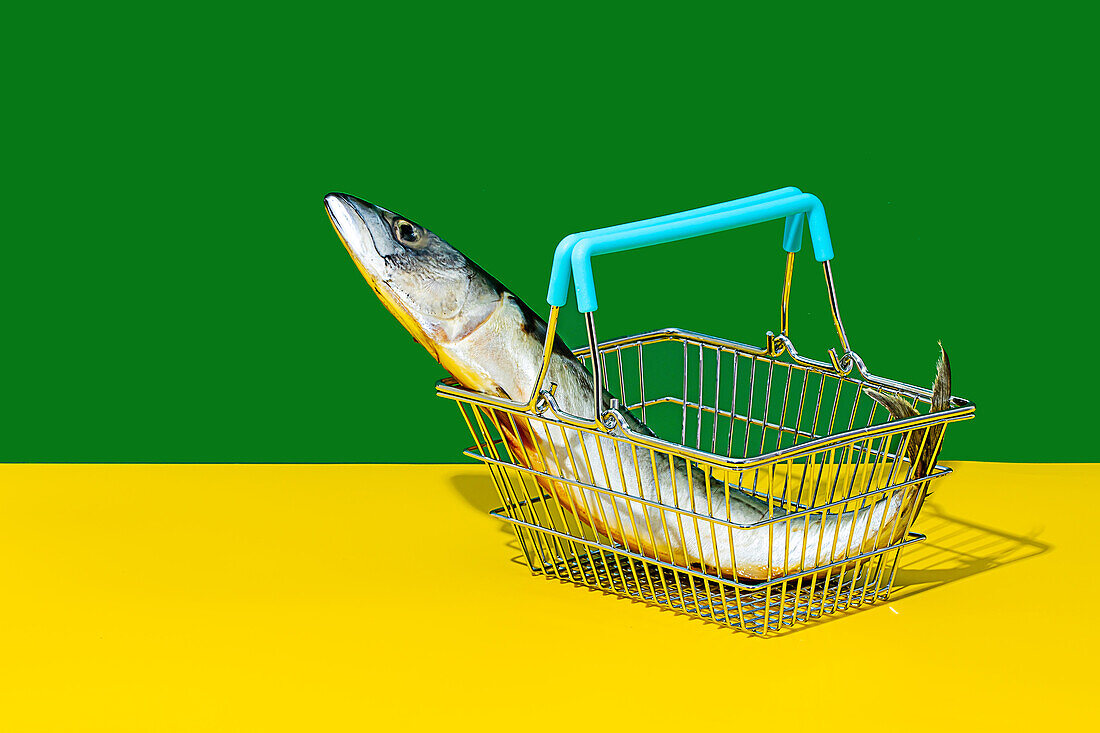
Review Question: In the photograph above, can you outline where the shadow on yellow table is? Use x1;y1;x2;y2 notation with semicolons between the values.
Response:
0;462;1092;731
891;501;1050;598
451;464;1056;635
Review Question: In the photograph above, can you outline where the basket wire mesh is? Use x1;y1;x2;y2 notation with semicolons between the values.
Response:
437;190;974;635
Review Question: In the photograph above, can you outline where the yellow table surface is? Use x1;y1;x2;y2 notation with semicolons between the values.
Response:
0;462;1095;731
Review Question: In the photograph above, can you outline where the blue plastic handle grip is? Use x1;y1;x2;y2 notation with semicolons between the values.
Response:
553;192;834;313
546;187;805;308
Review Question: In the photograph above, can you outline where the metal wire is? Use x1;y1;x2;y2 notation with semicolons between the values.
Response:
440;248;972;634
440;324;974;635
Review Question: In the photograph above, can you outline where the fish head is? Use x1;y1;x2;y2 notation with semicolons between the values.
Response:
324;192;503;358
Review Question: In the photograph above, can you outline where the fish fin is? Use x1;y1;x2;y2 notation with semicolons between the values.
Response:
915;342;952;477
864;342;954;480
865;387;923;467
862;342;955;555
931;341;952;414
864;388;920;421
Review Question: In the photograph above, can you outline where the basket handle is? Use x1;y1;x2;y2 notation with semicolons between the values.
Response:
546;187;807;310
549;192;833;313
527;189;852;426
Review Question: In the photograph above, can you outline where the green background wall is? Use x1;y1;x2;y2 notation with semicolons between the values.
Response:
3;4;1094;462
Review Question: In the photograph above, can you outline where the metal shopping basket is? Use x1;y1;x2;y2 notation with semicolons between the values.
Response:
437;187;975;635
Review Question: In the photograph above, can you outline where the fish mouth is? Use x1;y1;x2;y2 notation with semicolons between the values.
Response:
324;191;443;357
324;192;402;261
324;192;366;246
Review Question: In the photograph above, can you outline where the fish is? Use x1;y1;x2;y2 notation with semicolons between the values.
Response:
324;192;950;582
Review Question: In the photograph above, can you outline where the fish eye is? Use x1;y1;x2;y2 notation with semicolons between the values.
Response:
393;219;422;245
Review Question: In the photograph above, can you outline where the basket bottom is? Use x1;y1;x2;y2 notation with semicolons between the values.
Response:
513;523;911;635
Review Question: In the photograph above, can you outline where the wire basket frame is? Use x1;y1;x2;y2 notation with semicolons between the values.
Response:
441;325;972;635
437;189;974;634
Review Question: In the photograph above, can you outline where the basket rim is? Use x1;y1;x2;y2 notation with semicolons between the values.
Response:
435;326;975;471
467;447;952;529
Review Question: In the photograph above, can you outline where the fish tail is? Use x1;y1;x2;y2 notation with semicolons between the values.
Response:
864;342;953;479
931;341;951;412
865;343;954;547
916;342;951;477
